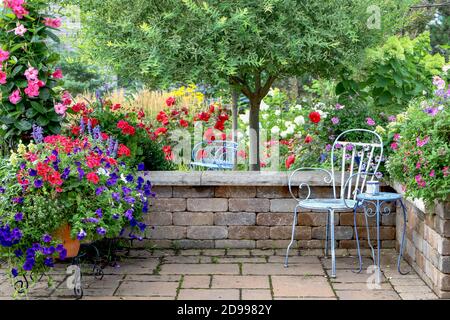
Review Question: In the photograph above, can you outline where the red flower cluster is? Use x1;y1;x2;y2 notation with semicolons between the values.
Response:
308;111;321;124
162;145;173;160
117;120;136;136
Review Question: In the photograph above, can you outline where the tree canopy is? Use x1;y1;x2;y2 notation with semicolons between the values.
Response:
70;0;418;169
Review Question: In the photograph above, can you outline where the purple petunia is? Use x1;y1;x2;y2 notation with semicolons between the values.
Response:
125;174;134;183
42;234;52;243
95;208;103;218
95;186;107;196
28;169;37;176
124;196;135;204
77;167;85;180
122;186;132;196
96;227;106;235
59;249;67;260
112;192;121;202
137;163;145;171
77;229;87;240
34;179;43;188
124;209;134;221
44;257;54;267
11;268;18;278
56;244;65;252
14;212;23;222
61;167;71;180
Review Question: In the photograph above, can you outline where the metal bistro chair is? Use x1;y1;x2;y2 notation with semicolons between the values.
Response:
284;129;383;278
190;140;238;170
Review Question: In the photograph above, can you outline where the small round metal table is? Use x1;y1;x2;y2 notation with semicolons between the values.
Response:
354;192;410;283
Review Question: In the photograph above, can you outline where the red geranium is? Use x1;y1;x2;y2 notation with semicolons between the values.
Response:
214;121;225;131
195;111;210;122
71;103;85;113
137;110;145;120
308;111;321;124
154;127;168;136
71;126;81;136
117;144;131;157
179;119;189;127
86;172;100;184
209;105;215;113
218;113;229;122
166;96;176;107
285;154;296;169
111;103;121;111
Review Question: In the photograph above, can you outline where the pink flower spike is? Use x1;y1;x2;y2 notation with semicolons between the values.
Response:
0;50;10;62
0;71;6;84
366;117;375;126
14;24;27;36
54;103;67;115
52;68;63;79
9;89;21;104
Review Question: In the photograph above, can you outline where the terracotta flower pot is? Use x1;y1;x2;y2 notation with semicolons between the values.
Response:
53;224;80;258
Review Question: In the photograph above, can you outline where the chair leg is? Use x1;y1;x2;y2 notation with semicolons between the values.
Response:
284;205;299;268
329;209;336;278
325;211;330;257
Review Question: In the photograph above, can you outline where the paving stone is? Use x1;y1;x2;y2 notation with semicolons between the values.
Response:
272;276;335;298
178;240;215;249
216;257;266;263
241;289;272;300
336;290;400;300
115;281;178;297
212;276;270;289
394;285;434;293
179;249;202;256
163;256;205;264
242;263;324;276
182;275;211;288
268;256;320;264
251;249;275;256
399;292;438;300
178;289;239;300
125;275;181;282
160;264;239;275
388;278;425;286
332;282;392;291
321;256;373;270
328;269;387;283
226;249;252;256
215;240;256;249
257;240;298;249
202;249;226;256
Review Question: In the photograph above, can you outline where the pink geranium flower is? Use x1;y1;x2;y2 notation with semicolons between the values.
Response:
0;49;10;62
366;117;375;126
54;103;67;115
52;68;63;79
0;71;6;84
9;89;21;104
43;17;62;28
14;23;27;36
24;67;38;81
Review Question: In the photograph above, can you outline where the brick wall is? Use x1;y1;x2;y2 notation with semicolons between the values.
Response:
396;194;450;298
138;172;396;253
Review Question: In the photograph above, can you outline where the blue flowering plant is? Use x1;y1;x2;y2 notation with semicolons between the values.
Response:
0;126;154;296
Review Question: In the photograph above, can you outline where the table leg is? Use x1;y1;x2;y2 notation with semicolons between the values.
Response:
364;206;376;263
353;204;363;273
329;208;336;278
376;200;381;284
397;199;410;275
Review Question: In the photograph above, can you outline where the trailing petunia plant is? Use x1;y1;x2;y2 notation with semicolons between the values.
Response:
386;70;450;207
0;0;66;154
0;126;154;297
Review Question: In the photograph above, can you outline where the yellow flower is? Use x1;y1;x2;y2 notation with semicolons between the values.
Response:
375;125;386;134
17;143;27;155
9;151;18;166
28;142;37;153
396;113;407;123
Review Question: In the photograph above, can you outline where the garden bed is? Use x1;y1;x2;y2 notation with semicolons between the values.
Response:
393;183;450;298
139;171;397;251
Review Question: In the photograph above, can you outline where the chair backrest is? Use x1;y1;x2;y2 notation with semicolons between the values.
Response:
192;140;238;166
330;129;383;200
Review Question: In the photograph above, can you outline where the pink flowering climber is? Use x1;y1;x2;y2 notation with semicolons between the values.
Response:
9;89;21;104
43;17;62;28
24;67;38;81
24;80;39;97
0;71;6;84
0;49;9;62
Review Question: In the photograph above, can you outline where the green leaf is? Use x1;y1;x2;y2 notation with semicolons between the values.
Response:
14;119;32;131
9;43;26;53
25;108;38;118
38;88;50;101
11;65;23;77
36;115;49;127
45;30;60;43
30;101;47;114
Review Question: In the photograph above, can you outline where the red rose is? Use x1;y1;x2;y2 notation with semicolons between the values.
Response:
304;135;313;144
138;110;145;119
195;111;210;122
117;120;129;129
154;127;168;136
285;154;296;169
166;96;176;107
214;120;225;131
309;111;321;124
162;145;172;154
86;172;100;184
179;119;189;127
171;109;179;116
122;124;136;136
218;113;229;122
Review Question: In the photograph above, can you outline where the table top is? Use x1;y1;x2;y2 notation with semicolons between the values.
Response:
356;192;402;201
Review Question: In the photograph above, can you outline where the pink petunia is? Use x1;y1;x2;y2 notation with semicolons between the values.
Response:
0;49;10;62
54;103;67;115
24;67;38;81
366;117;375;126
0;71;6;84
9;89;21;104
52;68;63;79
14;23;27;36
416;136;430;148
43;17;61;28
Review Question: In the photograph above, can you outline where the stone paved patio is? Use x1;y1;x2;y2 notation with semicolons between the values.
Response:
0;249;439;300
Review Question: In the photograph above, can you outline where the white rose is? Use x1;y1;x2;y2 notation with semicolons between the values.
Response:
280;131;288;138
274;110;281;116
260;100;269;111
262;113;269;120
316;109;328;119
271;126;280;134
284;121;293;128
294;104;302;111
286;126;295;135
294;116;305;125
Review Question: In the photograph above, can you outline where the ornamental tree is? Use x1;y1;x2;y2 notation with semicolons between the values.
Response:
73;0;416;170
0;0;66;153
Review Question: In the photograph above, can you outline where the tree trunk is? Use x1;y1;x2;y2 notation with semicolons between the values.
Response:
249;98;261;171
231;88;239;170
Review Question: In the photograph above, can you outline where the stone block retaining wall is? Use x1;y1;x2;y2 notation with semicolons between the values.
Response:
394;183;450;298
139;172;396;251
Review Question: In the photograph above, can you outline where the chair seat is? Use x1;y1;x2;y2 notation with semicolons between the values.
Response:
190;161;233;169
298;198;357;211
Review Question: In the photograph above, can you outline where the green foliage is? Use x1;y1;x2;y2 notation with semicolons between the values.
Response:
386;77;450;206
0;0;65;151
337;32;447;113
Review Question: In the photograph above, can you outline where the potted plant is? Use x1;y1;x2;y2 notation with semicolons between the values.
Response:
0;126;154;297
